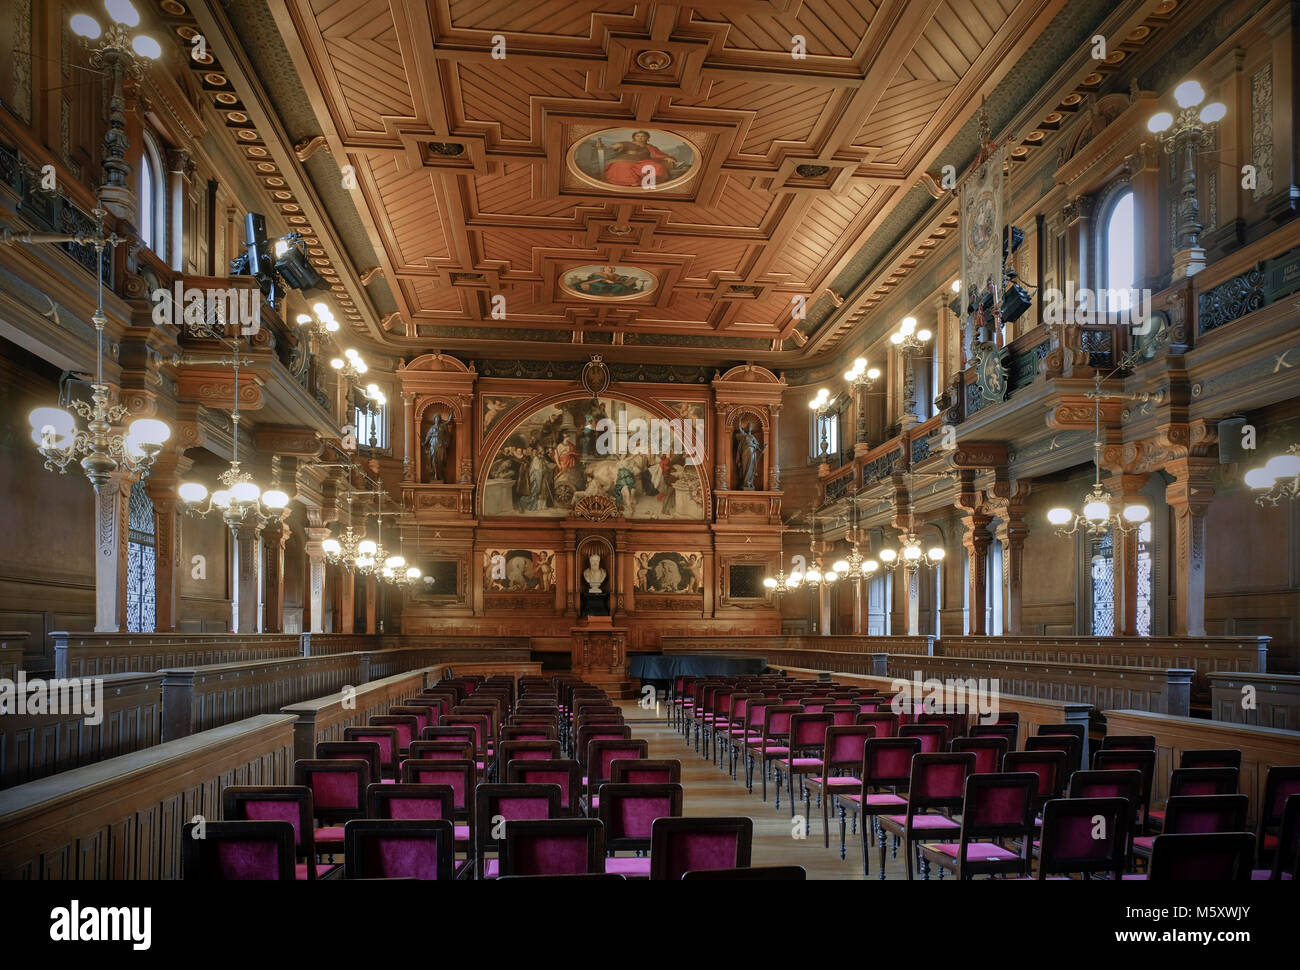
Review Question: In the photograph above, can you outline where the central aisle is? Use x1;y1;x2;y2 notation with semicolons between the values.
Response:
620;702;909;880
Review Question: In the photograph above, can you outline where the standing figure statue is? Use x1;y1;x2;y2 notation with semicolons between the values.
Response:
735;422;766;491
424;412;452;483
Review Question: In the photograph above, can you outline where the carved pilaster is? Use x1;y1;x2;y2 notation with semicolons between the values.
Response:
94;474;132;632
1166;458;1216;636
961;511;993;635
233;520;260;634
304;527;330;633
989;483;1030;635
261;517;290;633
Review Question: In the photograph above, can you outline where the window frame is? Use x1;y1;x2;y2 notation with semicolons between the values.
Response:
138;131;168;256
1094;180;1136;319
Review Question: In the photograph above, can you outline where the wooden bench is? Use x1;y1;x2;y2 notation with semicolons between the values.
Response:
1207;671;1300;732
937;635;1270;704
0;671;164;790
0;713;297;879
279;666;438;763
661;635;935;660
0;631;30;680
1102;710;1300;828
884;654;1193;717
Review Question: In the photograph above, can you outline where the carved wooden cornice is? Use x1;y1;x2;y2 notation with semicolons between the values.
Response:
1101;419;1218;475
947;440;1009;469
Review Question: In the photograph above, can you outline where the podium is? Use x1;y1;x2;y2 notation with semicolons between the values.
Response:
569;616;633;697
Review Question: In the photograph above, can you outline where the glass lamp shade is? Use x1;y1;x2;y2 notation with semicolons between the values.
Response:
70;13;101;38
902;544;922;561
917;329;932;342
1264;454;1300;480
211;490;233;508
313;303;329;316
1047;507;1073;526
927;547;946;561
1122;504;1150;523
355;556;374;570
1147;111;1173;133
355;361;368;374
787;572;803;586
127;417;170;447
330;358;344;370
29;406;76;448
845;368;857;381
381;567;395;579
231;481;260;504
105;0;141;27
832;560;850;573
824;570;838;582
296;314;312;325
322;538;342;555
890;331;904;345
1083;500;1110;522
900;317;917;335
1243;466;1273;489
862;560;879;574
867;368;881;380
406;567;421;580
385;555;406;569
326;320;340;332
878;548;898;563
177;482;207;503
345;348;359;360
132;35;162;59
808;398;820;410
1173;80;1205;108
262;489;290;509
804;568;822;583
358;539;377;556
1199;102;1226;124
763;577;778;589
366;383;381;398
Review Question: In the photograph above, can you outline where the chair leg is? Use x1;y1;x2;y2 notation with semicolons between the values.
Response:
860;814;871;878
822;791;831;848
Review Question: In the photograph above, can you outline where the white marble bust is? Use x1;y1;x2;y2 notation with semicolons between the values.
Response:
583;553;606;593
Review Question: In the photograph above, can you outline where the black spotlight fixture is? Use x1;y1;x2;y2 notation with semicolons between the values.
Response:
274;232;327;294
230;213;327;306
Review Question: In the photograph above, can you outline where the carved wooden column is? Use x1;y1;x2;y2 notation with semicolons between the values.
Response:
401;392;415;482
1166;457;1216;636
989;485;1031;635
94;473;132;632
713;402;730;491
904;566;921;636
768;404;781;490
961;513;993;635
364;572;377;634
166;148;189;272
304;527;330;633
232;520;260;634
338;566;355;634
1106;473;1149;635
145;453;191;633
261;517;290;633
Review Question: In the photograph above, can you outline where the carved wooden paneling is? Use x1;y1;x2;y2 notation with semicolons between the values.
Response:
1208;672;1300;733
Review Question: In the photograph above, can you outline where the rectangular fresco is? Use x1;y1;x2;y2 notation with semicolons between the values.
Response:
482;397;706;520
483;549;556;592
633;551;704;594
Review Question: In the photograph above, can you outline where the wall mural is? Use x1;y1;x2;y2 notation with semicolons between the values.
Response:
567;127;699;192
634;551;704;594
482;397;706;520
482;395;527;437
483;549;556;592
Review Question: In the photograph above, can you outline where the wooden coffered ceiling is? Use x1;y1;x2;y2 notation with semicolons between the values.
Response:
229;0;1085;363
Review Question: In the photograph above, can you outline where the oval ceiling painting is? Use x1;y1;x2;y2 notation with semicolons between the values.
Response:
559;264;658;303
567;127;699;193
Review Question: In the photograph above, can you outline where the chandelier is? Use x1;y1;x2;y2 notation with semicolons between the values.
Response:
877;533;946;570
177;340;288;527
331;347;370;380
25;214;171;487
1245;445;1300;506
844;357;881;390
888;315;933;354
1047;373;1149;537
296;302;341;341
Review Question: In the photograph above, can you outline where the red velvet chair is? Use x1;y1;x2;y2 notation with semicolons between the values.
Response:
585;738;649;813
408;740;475;762
1253;794;1299;880
898;723;947;754
1101;734;1156;750
1133;794;1249;866
599;782;685;878
343;819;455;880
773;712;835;817
1003;750;1068;815
648;817;753;880
1091;748;1157;832
1257;764;1300;869
183;820;295;880
855;711;900;738
1035;797;1130;879
389;705;434;736
370;714;419;759
315;741;383;785
221;785;338;880
1025;733;1081;777
879;752;975;880
845;736;921;878
609;758;681;786
1147;767;1239;833
395;759;475;854
1147;831;1255;881
365;782;471;877
575;724;632;772
919;771;1038;879
500;724;558;743
498;740;562;766
733;697;776;790
1180;749;1243;770
950;736;1007;775
748;703;802;802
507;758;584;816
803;724;876;855
293;759;368;854
473;782;564;879
342;725;400;780
499;818;605;877
968;722;1018;749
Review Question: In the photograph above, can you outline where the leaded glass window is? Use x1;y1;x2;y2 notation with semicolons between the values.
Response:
126;481;156;633
1090;531;1115;636
1136;521;1153;636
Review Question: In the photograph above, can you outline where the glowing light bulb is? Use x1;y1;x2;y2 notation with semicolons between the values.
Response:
1173;80;1205;108
131;36;162;60
900;317;916;335
879;548;898;563
867;368;881;380
951;280;961;293
917;328;932;342
70;14;101;38
231;481;260;504
1083;500;1110;522
330;358;344;370
1148;111;1174;134
927;547;945;562
262;489;290;509
322;538;342;555
832;560;850;574
764;577;778;589
358;539;377;556
1264;454;1300;480
212;490;233;508
1199;102;1226;124
1122;504;1150;523
862;560;879;574
903;544;922;561
178;482;207;503
105;0;141;28
1047;507;1073;526
890;332;904;345
296;314;312;325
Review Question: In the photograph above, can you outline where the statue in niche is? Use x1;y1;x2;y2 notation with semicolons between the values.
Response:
583;553;606;593
734;421;766;490
424;411;452;483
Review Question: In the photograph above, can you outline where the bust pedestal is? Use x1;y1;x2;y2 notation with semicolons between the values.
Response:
570;617;632;697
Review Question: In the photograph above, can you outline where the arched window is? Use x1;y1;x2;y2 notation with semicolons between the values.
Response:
1101;188;1135;314
138;133;167;254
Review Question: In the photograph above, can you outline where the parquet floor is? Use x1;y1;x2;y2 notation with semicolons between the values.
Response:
620;701;908;880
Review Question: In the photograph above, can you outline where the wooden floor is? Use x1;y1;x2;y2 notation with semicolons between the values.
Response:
621;701;908;880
